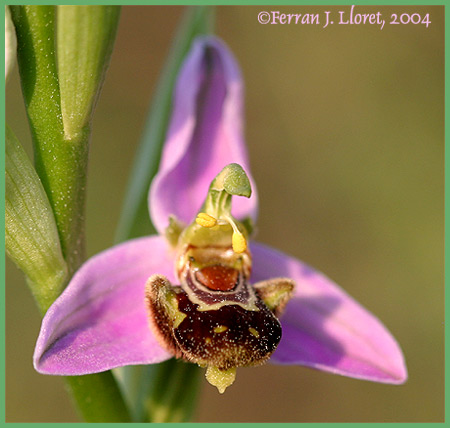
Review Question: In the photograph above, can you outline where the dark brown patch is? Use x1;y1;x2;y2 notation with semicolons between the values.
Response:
173;291;282;369
145;275;288;371
195;265;239;291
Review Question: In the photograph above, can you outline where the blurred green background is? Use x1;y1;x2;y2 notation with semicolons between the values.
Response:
5;5;443;422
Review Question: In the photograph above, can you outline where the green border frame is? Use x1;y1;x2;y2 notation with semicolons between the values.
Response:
2;1;446;426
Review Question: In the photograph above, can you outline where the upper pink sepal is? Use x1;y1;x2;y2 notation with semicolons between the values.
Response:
149;36;258;234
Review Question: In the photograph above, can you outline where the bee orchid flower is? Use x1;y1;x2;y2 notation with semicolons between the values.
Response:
33;36;407;393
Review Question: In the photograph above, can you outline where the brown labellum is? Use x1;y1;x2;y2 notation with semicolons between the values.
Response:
145;270;293;370
173;288;282;369
145;244;294;393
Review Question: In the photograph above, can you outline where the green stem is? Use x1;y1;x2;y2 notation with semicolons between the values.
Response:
118;360;202;423
10;5;87;277
10;6;130;422
66;374;131;422
147;359;202;423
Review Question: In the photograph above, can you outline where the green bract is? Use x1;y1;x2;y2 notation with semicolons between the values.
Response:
57;6;120;140
5;126;68;313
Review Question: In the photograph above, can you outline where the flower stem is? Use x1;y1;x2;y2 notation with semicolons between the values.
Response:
147;359;202;422
66;374;131;422
10;5;87;277
118;360;202;423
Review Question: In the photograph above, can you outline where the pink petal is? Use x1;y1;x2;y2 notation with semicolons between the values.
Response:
149;36;257;234
251;242;407;384
34;236;174;375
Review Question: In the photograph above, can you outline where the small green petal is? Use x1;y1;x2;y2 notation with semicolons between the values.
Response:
213;163;252;198
202;163;252;220
5;125;68;313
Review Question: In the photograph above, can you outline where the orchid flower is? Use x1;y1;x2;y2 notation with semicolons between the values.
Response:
33;36;407;394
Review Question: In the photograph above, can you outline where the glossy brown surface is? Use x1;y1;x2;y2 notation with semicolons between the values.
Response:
195;265;239;291
174;290;282;369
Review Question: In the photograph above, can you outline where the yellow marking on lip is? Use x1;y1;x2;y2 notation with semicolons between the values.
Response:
248;327;260;338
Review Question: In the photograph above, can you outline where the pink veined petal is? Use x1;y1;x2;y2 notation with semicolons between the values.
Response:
250;242;407;384
150;36;258;235
34;236;175;375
